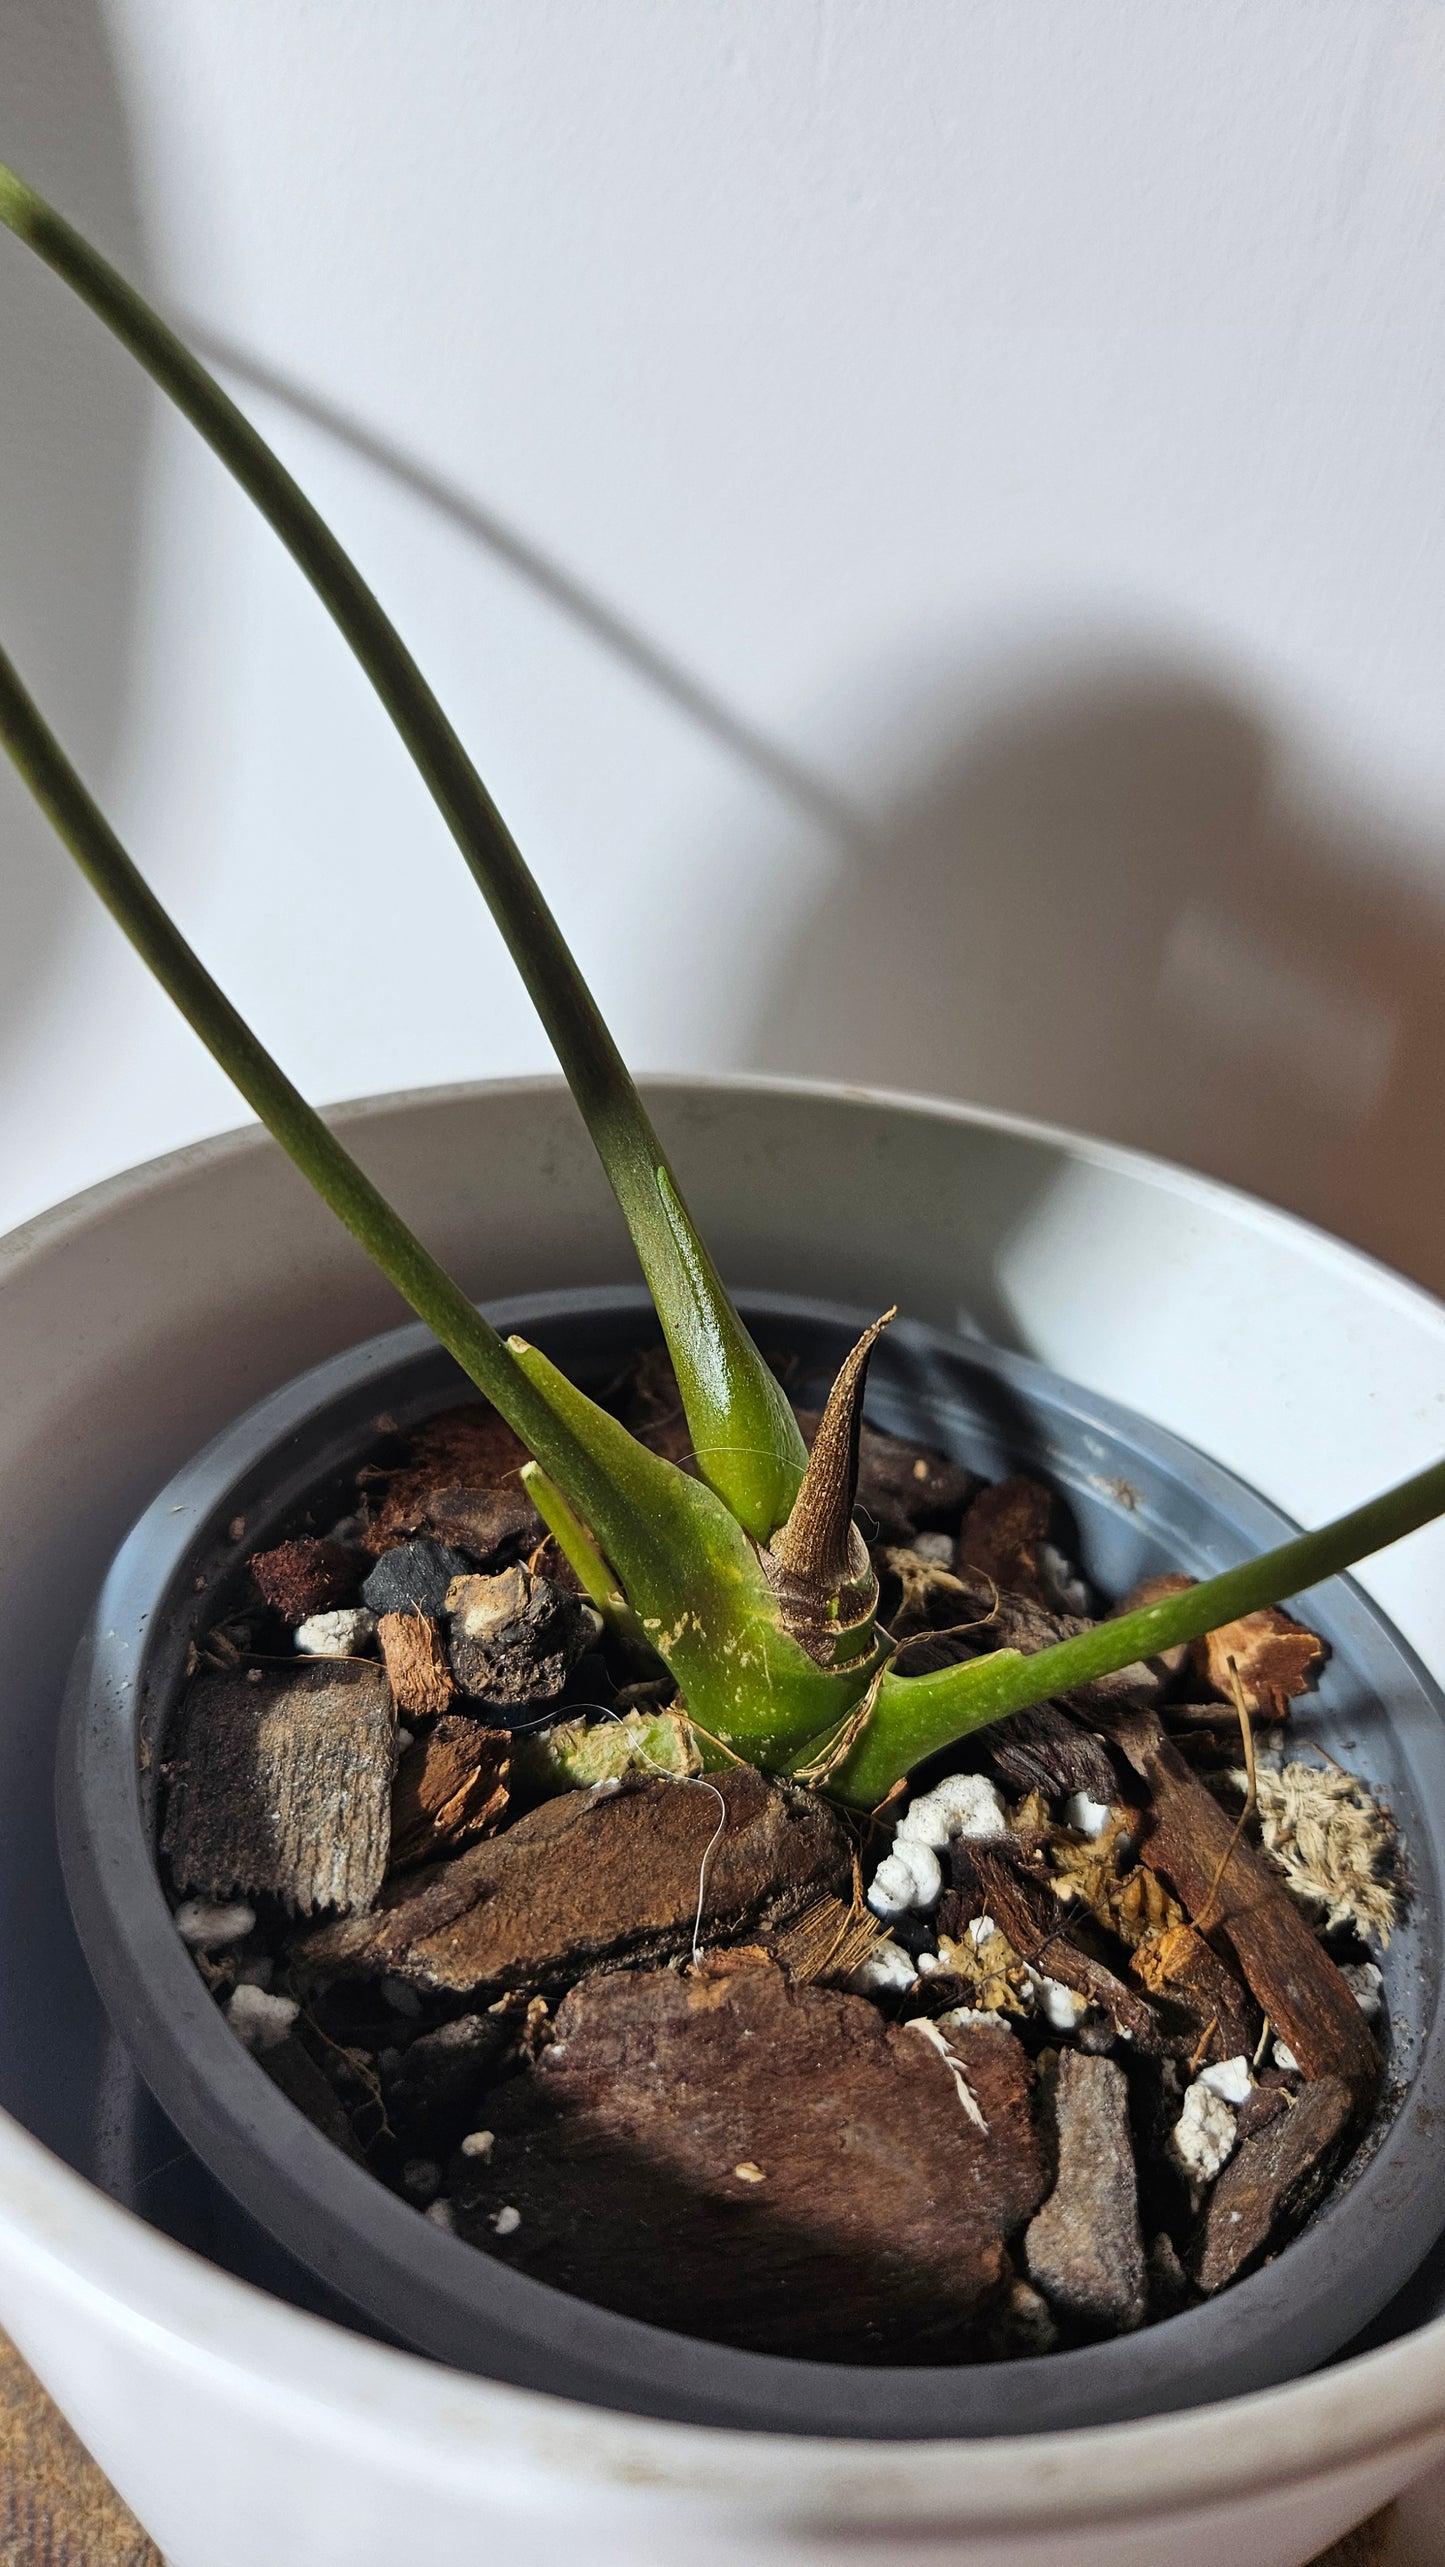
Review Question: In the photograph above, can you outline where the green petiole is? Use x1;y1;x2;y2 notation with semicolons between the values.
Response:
0;157;805;1541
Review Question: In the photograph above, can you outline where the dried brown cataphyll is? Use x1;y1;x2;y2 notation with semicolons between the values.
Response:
160;1364;1404;2365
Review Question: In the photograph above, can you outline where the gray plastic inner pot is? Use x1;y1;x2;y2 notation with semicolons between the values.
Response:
57;1287;1445;2438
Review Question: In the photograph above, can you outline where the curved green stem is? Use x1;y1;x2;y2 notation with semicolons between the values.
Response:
519;1460;648;1646
0;637;652;1558
0;158;805;1540
832;1456;1445;1804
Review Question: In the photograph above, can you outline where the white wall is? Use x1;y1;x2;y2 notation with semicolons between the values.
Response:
4;2;1445;1288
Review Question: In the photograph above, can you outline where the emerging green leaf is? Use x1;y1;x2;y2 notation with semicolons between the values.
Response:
506;1338;888;1764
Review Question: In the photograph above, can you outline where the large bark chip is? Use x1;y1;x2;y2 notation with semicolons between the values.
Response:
364;1403;542;1561
453;1954;1046;2359
1025;2051;1146;2334
162;1662;395;1915
298;1767;849;1998
1192;2077;1354;2293
1120;1723;1379;2099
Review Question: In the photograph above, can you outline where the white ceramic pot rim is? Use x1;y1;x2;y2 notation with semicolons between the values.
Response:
5;1074;1445;2531
6;1071;1443;1343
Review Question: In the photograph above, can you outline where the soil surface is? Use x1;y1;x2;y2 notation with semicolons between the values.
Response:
156;1349;1404;2365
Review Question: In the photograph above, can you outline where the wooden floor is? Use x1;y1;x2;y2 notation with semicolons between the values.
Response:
0;2334;162;2567
0;2325;1418;2567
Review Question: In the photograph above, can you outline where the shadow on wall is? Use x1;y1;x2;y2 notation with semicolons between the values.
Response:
0;0;151;1065
747;661;1445;1303
6;81;1436;1324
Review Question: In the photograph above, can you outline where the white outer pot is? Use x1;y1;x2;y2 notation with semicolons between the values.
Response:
2;1074;1444;2567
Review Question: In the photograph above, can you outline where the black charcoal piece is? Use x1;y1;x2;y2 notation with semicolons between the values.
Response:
361;1538;473;1619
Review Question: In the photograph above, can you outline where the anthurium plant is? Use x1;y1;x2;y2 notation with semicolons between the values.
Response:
3;160;1444;1812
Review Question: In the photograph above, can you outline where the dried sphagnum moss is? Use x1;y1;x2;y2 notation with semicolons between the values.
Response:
1238;1758;1401;1945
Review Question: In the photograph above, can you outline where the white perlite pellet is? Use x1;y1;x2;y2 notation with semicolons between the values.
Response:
225;1984;298;2054
1199;2054;1255;2107
908;1532;955;1565
1023;1968;1089;2032
1065;1792;1113;1840
1273;2039;1302;2075
1169;2079;1239;2187
293;1607;377;1658
1341;1960;1385;2020
895;1772;1008;1852
847;1938;919;1995
867;1837;943;1917
1005;2278;1059;2353
1039;1541;1090;1616
460;2129;496;2160
493;2205;522;2236
425;2199;455;2231
174;1898;256;1948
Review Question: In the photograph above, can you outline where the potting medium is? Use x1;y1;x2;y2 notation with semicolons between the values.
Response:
57;1285;1445;2438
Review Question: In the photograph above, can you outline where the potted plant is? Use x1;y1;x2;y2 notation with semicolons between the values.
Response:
2;160;1445;2558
